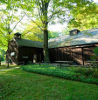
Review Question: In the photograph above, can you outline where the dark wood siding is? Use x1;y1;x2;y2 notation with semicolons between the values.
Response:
18;46;43;64
49;44;98;65
6;40;18;64
6;40;43;65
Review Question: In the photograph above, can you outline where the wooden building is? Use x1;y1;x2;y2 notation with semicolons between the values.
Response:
6;28;98;65
48;28;98;65
6;33;43;65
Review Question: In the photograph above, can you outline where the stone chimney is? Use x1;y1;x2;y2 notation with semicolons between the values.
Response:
14;32;21;39
69;29;80;36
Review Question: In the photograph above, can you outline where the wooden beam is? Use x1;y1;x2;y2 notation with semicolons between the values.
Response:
82;48;84;65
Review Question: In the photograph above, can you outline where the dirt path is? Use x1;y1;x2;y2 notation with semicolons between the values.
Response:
0;67;20;71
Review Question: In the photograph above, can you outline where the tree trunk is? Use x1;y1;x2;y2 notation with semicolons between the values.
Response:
0;61;1;66
43;26;50;63
7;59;10;68
40;0;50;63
0;56;1;66
6;53;10;68
7;62;9;68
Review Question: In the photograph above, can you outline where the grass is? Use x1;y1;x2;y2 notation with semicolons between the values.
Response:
22;64;98;84
0;66;98;100
0;63;17;69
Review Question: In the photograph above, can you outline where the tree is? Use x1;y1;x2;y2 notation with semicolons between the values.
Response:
22;20;43;42
0;1;25;67
0;49;5;66
35;0;51;62
22;20;60;41
48;31;60;39
68;1;98;30
91;47;98;61
18;0;71;62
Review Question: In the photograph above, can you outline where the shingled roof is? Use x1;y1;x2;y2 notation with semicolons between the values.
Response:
15;39;43;48
14;28;98;48
48;28;98;48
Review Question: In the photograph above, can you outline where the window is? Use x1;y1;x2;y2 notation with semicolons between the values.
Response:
10;52;15;56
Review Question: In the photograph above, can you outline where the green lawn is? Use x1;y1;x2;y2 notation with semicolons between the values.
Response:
0;67;98;100
0;64;8;69
0;64;17;69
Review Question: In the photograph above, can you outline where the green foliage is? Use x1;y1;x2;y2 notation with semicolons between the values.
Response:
0;2;24;51
62;28;70;35
22;21;60;41
0;68;98;100
22;20;43;42
74;67;97;77
90;47;98;61
48;31;60;39
0;49;5;61
93;47;98;55
22;64;98;84
93;71;98;78
68;2;98;30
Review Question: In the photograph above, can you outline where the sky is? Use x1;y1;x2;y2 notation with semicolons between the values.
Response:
94;0;98;4
48;23;67;32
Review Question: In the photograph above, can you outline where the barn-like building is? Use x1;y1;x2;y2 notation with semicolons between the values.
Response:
49;28;98;65
6;33;44;65
6;28;98;65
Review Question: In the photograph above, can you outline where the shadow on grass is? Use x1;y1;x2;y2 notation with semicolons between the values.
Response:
0;64;19;70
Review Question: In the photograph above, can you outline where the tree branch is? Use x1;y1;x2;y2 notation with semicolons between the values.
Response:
23;27;34;35
10;14;25;33
24;12;43;31
48;10;61;21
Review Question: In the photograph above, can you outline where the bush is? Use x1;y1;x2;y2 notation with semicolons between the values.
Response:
93;47;98;55
92;70;98;78
91;47;98;61
21;64;98;84
75;68;95;76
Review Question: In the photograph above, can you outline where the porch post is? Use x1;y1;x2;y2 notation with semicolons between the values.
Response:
82;47;84;65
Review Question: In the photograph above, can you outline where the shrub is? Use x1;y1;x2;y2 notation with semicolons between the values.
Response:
90;47;98;63
74;67;95;76
92;70;98;78
93;47;98;55
21;64;98;84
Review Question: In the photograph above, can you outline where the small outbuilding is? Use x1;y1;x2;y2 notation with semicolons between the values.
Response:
6;32;44;65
